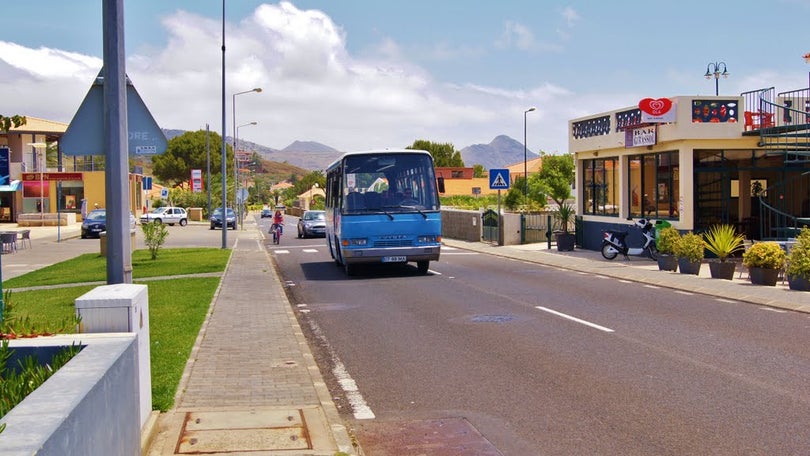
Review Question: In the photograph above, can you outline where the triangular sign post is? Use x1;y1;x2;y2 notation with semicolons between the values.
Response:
61;70;167;156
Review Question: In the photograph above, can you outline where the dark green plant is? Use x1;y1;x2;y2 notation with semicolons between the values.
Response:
656;226;680;255
0;340;82;423
674;232;705;262
1;290;80;338
553;203;575;233
141;221;169;260
703;224;745;262
787;227;810;281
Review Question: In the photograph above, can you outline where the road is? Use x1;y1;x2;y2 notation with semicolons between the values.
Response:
261;214;810;455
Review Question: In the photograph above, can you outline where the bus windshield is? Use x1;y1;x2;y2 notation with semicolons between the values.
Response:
341;153;440;213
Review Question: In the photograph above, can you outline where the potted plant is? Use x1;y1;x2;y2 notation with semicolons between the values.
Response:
786;227;810;291
673;231;705;275
553;202;576;251
656;226;680;271
703;224;745;280
742;241;786;286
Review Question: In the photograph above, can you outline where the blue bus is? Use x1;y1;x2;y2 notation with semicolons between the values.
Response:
325;149;445;276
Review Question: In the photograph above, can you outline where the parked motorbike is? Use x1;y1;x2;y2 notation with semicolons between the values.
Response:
601;218;659;260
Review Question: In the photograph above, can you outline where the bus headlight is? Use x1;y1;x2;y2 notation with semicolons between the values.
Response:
417;235;440;244
342;238;368;246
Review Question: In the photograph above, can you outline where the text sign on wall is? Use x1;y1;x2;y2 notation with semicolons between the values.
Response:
639;97;676;123
625;125;657;148
191;169;203;193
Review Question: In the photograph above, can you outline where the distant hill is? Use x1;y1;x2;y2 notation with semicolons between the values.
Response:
161;129;535;171
460;135;539;169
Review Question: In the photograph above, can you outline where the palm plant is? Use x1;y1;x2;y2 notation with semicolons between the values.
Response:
703;224;745;262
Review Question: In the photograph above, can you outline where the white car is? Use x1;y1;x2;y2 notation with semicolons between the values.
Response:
140;207;188;226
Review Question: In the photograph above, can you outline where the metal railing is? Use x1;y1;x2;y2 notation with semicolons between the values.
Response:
759;171;810;239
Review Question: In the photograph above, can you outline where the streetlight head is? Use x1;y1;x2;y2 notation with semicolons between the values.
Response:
253;88;262;93
250;121;258;125
527;107;536;113
704;71;712;79
721;69;729;78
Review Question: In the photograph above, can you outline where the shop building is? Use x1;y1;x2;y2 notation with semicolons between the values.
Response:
570;87;810;251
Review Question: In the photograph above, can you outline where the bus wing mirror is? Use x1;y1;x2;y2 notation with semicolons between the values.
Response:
437;177;445;194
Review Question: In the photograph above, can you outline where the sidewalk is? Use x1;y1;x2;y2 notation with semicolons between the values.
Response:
145;224;356;456
441;239;810;314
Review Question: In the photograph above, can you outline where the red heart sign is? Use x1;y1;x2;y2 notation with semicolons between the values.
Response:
638;98;673;116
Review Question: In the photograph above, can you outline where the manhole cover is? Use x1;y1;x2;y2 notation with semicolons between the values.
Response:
471;315;515;323
177;410;312;453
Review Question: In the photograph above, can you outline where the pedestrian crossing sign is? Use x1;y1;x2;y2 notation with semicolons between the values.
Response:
489;169;510;189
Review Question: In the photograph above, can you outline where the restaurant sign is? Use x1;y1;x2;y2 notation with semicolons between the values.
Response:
22;172;84;181
625;125;657;148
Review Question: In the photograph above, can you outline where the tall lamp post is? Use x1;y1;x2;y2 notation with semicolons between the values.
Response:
236;121;257;229
704;61;729;96
220;0;227;249
232;87;261;227
523;106;536;199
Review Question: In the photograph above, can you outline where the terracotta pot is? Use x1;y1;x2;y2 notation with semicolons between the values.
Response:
677;258;702;275
749;267;779;286
657;254;677;272
788;275;810;291
709;261;736;280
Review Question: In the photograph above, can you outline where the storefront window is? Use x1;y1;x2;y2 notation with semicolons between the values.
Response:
583;157;618;216
628;151;679;219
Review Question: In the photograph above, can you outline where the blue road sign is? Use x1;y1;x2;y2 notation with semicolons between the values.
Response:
489;169;510;190
61;70;167;156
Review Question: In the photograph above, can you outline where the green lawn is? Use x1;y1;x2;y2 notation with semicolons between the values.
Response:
5;248;230;411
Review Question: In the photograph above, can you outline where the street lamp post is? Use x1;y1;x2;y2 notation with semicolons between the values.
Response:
220;0;227;249
236;121;257;229
523;106;536;199
704;61;729;96
232;87;262;220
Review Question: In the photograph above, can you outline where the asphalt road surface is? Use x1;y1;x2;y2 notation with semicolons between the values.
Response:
263;214;810;455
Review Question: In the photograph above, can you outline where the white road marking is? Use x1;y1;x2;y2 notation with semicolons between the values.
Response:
274;250;290;254
716;298;736;304
674;290;693;296
302;249;318;253
428;269;441;275
760;307;787;313
535;306;615;333
644;284;660;289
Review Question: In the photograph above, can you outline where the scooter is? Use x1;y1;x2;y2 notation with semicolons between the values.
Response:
601;218;659;260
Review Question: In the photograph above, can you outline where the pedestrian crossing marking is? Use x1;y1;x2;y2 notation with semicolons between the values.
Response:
491;173;508;188
303;249;318;253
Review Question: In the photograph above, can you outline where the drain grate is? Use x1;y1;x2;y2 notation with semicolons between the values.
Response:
471;314;516;323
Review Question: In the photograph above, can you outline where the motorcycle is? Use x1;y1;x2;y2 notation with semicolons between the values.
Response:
271;223;283;244
601;218;659;260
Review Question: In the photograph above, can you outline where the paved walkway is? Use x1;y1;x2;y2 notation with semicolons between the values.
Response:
4;222;809;455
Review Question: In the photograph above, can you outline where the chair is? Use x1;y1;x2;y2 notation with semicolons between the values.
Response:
739;239;755;279
0;232;17;254
18;229;31;249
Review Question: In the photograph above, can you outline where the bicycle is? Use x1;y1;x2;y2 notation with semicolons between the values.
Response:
271;223;283;244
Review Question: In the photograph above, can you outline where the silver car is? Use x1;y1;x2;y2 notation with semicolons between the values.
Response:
297;210;326;238
140;207;188;226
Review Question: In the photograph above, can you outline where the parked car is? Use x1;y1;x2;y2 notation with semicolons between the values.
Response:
260;208;273;218
140;207;188;226
297;210;326;238
81;209;137;239
210;207;237;230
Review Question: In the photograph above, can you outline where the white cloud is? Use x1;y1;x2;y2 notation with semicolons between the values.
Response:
496;21;536;51
0;1;578;157
560;7;581;28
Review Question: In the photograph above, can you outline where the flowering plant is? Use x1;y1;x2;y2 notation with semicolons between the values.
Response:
743;242;786;270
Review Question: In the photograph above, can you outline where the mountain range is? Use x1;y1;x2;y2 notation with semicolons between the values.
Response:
164;130;539;171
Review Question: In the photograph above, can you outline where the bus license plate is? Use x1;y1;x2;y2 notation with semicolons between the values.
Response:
382;256;407;263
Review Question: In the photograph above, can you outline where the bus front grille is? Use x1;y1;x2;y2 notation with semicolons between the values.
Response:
374;239;414;248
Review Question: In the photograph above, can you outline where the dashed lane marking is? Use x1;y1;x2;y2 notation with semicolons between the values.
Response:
302;249;318;253
535;306;615;333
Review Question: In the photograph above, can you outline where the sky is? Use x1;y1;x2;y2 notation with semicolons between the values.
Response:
3;1;810;158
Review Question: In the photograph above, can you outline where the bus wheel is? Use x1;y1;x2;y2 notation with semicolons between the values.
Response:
417;261;429;274
344;262;356;276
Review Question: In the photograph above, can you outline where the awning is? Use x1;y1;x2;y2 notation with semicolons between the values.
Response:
0;180;21;192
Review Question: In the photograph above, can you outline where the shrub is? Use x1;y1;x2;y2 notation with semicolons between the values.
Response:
674;232;705;262
703;224;745;262
742;242;786;270
787;227;810;281
142;221;169;260
656;226;680;255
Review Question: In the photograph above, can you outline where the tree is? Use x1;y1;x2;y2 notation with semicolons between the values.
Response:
407;140;464;167
0;115;26;133
472;164;485;178
537;153;575;207
152;130;232;187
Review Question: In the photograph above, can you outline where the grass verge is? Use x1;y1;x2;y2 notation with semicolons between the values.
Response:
6;248;229;411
